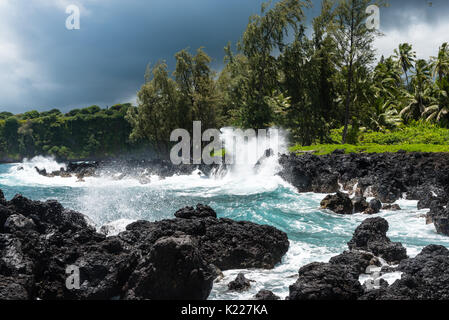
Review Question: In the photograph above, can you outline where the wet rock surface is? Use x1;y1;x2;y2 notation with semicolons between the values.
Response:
254;289;280;300
174;204;217;219
279;152;449;204
288;217;413;300
382;204;401;211
122;210;289;271
426;204;449;236
288;262;364;300
360;245;449;300
227;273;252;292
352;196;369;213
368;199;382;214
347;217;408;264
34;159;219;183
288;216;449;300
320;191;353;215
0;192;288;300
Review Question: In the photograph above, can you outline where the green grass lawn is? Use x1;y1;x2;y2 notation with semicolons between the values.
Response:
289;123;449;155
289;143;449;155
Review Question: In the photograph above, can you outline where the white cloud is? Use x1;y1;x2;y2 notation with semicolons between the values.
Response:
30;0;92;16
374;16;448;61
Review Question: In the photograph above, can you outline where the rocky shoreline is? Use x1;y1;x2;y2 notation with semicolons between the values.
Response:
2;190;449;300
5;151;449;300
0;193;288;300
37;151;449;207
288;217;449;300
33;159;218;183
278;151;449;206
278;151;449;236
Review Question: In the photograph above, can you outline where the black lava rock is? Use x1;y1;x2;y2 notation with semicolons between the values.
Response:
288;262;364;300
254;289;280;300
278;152;449;205
347;217;408;264
320;191;354;215
360;245;449;300
227;273;251;292
426;204;449;236
174;204;217;219
353;196;369;213
0;191;288;300
369;199;382;214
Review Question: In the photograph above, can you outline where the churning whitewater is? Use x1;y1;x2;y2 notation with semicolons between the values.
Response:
1;130;449;300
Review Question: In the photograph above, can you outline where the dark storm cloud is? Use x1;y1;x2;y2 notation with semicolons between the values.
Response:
1;0;267;113
1;0;448;113
380;0;449;29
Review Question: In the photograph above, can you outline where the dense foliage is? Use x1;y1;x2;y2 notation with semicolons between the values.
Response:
292;122;449;154
0;104;143;161
130;0;449;152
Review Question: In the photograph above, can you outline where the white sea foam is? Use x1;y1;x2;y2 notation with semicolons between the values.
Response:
99;218;136;236
209;240;340;300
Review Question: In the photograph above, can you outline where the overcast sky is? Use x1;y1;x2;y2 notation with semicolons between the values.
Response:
1;0;448;113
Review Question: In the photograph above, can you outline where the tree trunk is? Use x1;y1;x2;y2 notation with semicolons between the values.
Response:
342;71;352;144
342;3;355;144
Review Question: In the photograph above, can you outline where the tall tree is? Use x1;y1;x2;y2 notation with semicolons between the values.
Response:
330;0;379;143
368;57;403;131
127;62;179;154
280;0;337;145
174;48;219;130
400;59;435;121
394;43;416;88
423;77;449;124
431;42;449;81
229;0;310;129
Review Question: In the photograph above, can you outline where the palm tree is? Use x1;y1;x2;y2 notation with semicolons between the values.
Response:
394;43;416;88
400;59;435;121
431;42;449;81
423;77;449;123
370;96;402;131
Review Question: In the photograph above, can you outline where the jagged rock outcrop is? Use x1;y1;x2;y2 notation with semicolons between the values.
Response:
227;273;251;292
347;217;408;264
174;204;217;219
368;199;382;214
279;152;449;205
0;192;288;300
320;192;353;215
360;245;449;300
288;218;409;301
254;289;280;300
382;204;401;211
121;208;289;271
34;159;219;183
329;250;380;277
353;196;369;213
288;262;364;300
123;235;213;300
426;204;449;236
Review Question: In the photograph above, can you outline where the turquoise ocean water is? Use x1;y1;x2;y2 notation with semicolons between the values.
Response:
1;153;448;300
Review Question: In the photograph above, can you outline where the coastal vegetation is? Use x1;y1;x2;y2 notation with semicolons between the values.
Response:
1;0;449;161
291;122;449;154
0;104;140;161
